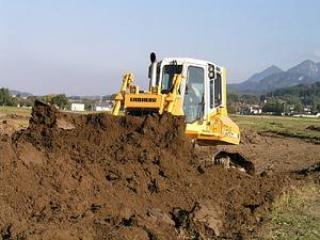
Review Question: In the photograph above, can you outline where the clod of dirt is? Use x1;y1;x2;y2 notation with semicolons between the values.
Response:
29;99;58;128
296;162;320;176
0;225;12;240
193;203;224;237
146;208;175;226
172;208;191;229
306;125;320;132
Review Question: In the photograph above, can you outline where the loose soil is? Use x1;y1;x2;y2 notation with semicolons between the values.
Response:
0;101;318;239
222;130;320;175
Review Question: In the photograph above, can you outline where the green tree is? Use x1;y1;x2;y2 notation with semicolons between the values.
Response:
227;92;239;114
81;99;95;111
0;88;15;106
311;96;320;112
240;95;259;105
262;99;285;114
285;96;303;112
51;94;69;109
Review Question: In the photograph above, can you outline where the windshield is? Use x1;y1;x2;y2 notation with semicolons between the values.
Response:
161;64;183;93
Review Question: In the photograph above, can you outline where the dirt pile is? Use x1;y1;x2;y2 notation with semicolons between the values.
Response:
0;101;288;239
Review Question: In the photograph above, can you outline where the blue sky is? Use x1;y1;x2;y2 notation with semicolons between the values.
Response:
0;0;320;95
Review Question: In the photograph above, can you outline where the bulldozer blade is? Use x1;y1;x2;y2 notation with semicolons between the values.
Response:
212;151;255;176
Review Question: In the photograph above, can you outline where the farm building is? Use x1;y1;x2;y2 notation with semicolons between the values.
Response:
70;103;85;112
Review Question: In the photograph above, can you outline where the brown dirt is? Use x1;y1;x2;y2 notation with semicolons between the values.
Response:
0;100;317;239
222;129;320;175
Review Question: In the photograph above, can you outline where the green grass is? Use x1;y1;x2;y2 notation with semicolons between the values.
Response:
232;115;320;143
0;106;31;116
258;183;320;240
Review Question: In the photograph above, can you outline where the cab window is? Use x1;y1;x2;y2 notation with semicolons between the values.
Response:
215;73;222;107
210;79;214;108
161;64;183;93
183;66;205;123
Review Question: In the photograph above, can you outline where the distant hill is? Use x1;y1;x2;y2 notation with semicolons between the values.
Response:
256;72;316;93
287;60;320;79
9;89;33;97
247;65;283;83
229;60;320;95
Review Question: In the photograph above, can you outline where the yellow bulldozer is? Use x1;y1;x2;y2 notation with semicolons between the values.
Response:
112;53;254;174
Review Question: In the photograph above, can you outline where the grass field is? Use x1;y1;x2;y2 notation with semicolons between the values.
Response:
232;114;320;143
0;106;31;116
258;183;320;240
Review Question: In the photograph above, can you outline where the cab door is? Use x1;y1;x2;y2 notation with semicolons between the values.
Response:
183;65;206;123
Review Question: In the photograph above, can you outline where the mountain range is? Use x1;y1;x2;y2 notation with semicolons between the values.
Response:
229;60;320;95
9;89;33;97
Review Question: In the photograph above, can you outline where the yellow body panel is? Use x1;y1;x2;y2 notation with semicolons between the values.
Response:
125;93;164;110
114;74;185;116
185;114;240;145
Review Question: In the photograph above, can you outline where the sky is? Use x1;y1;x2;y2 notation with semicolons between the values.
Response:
0;0;320;96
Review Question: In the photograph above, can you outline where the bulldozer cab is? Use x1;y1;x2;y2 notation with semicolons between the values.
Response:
154;58;225;124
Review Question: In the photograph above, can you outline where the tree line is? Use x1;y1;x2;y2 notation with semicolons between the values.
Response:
0;88;69;109
227;82;320;114
0;88;114;111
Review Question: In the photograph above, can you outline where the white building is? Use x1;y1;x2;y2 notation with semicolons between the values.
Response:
95;105;110;112
250;106;262;115
71;103;85;111
94;100;113;112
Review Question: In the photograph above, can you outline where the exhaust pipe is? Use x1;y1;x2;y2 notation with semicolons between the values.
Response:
149;52;157;91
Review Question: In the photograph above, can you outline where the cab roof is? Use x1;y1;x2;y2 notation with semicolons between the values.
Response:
160;57;223;69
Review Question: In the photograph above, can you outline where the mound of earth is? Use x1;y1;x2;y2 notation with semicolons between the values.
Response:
0;100;288;239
